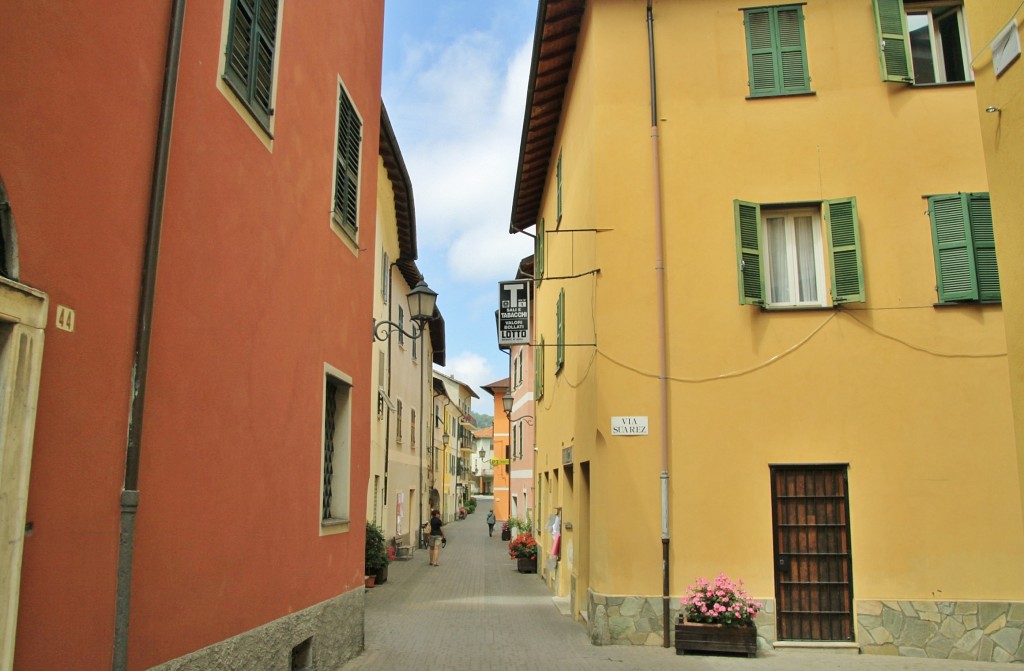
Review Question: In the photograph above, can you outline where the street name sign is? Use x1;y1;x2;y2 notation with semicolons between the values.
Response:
611;416;649;436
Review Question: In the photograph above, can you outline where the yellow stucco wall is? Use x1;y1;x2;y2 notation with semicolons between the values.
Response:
964;0;1024;536
530;0;1024;617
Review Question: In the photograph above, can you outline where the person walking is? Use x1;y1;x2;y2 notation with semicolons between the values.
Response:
428;509;446;566
486;509;496;537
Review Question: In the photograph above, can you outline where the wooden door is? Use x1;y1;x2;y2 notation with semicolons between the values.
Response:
770;465;853;641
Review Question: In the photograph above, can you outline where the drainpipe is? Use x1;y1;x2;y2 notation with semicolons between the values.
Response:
113;0;185;668
646;0;672;649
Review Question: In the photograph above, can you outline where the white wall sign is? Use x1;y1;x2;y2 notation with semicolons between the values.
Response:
993;19;1021;77
611;416;648;436
497;280;530;345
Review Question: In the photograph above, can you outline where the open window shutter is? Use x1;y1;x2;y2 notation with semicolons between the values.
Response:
556;289;565;370
225;0;256;97
872;0;912;82
968;193;1000;301
252;0;278;116
536;336;545;398
335;91;361;233
929;194;978;302
734;200;764;305
776;7;810;93
745;9;779;96
824;197;865;303
536;218;545;284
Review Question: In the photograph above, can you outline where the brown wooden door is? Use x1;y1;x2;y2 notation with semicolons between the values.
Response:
770;465;853;641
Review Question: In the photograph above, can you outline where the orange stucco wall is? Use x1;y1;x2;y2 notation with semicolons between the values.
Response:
1;1;384;668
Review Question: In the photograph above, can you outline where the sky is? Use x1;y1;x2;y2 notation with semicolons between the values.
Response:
382;1;538;414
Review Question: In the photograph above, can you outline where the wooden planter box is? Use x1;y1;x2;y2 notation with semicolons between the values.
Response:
516;557;537;573
675;619;757;657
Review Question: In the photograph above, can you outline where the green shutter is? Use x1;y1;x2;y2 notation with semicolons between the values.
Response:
253;0;278;113
745;8;779;96
335;89;361;234
824;197;865;303
224;0;277;127
734;200;764;305
968;193;1000;301
536;218;545;284
556;289;565;371
225;0;255;97
536;336;545;399
557;151;563;223
776;7;810;93
872;0;912;82
929;194;978;302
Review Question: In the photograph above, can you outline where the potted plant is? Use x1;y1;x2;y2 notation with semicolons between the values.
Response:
364;522;389;587
508;531;538;573
676;573;762;657
500;520;511;541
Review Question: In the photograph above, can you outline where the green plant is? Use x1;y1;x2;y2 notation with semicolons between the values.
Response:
508;516;533;533
681;573;763;626
508;531;538;560
364;522;389;574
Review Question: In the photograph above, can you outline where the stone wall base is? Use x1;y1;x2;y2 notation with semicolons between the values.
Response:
586;589;776;649
857;599;1024;663
152;587;364;670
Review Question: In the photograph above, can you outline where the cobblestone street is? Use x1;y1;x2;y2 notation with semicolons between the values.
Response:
340;510;1012;671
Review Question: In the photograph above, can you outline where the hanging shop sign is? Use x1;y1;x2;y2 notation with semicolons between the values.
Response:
497;280;530;346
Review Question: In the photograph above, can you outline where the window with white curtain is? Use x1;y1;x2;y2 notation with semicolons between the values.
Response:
763;209;826;307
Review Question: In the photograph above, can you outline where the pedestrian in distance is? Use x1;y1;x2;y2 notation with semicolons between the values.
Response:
428;509;446;566
486;509;496;537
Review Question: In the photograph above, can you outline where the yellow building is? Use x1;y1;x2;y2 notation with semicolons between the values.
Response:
370;106;445;551
432;371;478;521
511;0;1024;661
963;0;1024;535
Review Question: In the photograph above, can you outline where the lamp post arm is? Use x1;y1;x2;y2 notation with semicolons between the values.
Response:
372;319;422;342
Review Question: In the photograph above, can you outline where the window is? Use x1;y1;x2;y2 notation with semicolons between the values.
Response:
323;373;352;524
381;251;389;303
928;192;999;303
223;0;279;130
872;0;972;84
735;198;865;307
411;409;417;449
556;288;565;372
556;152;563;223
397;306;405;347
333;83;362;238
536;336;545;398
396;399;403;443
743;5;811;97
536;218;546;284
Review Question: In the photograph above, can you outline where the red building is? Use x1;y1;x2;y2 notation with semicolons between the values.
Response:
0;1;384;668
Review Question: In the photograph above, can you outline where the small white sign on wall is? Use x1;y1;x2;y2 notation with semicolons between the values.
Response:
993;19;1021;77
611;416;649;436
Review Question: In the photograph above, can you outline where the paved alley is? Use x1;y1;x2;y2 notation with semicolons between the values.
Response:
340;507;1012;671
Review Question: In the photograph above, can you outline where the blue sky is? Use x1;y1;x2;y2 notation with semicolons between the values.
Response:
382;1;538;414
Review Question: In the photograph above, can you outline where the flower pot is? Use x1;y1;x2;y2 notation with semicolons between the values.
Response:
516;556;537;574
675;619;756;657
501;529;511;541
364;575;376;588
375;564;388;584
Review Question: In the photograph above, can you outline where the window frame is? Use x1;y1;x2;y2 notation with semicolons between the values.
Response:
331;79;363;245
222;0;280;133
743;4;812;98
322;368;353;529
871;0;973;85
734;197;865;308
762;208;828;308
556;288;565;372
536;218;546;285
536;336;545;399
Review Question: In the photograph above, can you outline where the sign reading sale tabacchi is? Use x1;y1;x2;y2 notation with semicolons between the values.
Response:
498;280;530;346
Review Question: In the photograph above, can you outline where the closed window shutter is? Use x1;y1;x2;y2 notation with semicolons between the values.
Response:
224;0;277;127
253;0;278;114
929;194;978;302
226;0;255;95
777;7;809;93
824;197;865;303
556;289;565;370
968;193;1000;301
872;0;912;82
745;9;778;96
536;218;545;283
734;200;764;305
536;336;545;398
335;90;362;234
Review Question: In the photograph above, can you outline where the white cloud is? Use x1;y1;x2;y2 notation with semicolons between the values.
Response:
447;225;532;281
438;351;503;413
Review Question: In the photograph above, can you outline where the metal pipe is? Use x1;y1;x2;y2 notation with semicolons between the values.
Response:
113;0;186;668
647;0;672;648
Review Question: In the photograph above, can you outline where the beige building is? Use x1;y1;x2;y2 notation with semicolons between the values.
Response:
370;106;445;550
510;0;1023;661
432;371;478;521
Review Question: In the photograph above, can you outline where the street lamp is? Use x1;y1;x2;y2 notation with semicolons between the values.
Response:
502;390;534;425
372;279;437;553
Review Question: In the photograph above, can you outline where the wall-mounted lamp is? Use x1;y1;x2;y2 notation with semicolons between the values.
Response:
372;280;437;341
502;391;535;425
442;432;450;448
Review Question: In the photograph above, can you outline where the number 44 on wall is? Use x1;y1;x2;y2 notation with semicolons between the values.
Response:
55;305;75;333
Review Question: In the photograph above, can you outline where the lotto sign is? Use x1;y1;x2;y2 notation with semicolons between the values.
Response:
497;281;530;346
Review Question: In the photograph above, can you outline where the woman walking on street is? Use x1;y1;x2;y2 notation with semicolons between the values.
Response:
428;509;446;566
486;509;496;537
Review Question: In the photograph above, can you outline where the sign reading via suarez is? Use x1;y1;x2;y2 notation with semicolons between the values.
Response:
497;280;530;346
611;416;649;436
